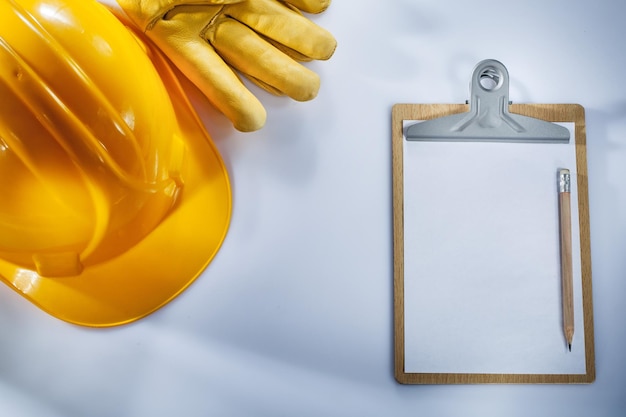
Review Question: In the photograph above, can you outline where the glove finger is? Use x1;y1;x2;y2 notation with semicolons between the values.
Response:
150;12;267;131
207;17;320;101
226;0;336;61
281;0;331;14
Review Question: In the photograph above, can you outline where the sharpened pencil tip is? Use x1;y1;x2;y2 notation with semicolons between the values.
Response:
568;343;572;352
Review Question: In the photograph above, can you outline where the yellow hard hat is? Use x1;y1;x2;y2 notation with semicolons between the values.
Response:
0;0;231;326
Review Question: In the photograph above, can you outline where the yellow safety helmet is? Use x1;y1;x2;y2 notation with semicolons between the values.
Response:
0;0;231;326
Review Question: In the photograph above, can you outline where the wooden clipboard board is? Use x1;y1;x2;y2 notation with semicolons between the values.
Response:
392;101;595;385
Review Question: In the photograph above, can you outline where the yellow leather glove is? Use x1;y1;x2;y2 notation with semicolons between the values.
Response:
116;0;337;131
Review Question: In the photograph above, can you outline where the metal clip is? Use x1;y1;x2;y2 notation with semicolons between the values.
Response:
406;59;570;143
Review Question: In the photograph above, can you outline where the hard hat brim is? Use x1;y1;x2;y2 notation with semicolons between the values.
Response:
0;30;231;327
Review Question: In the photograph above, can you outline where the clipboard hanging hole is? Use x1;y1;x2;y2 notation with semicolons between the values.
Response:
478;66;503;91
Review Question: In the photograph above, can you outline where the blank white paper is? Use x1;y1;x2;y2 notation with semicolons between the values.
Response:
403;122;586;375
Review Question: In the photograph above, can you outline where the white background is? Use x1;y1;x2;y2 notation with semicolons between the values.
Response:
2;0;625;416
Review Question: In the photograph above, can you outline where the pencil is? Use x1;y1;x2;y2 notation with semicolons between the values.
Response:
558;168;574;351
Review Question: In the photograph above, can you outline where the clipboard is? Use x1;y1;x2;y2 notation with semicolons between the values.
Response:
392;60;595;384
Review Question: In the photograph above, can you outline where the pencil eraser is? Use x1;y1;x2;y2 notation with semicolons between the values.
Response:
559;168;570;176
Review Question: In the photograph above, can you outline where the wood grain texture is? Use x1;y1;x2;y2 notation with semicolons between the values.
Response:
392;103;595;384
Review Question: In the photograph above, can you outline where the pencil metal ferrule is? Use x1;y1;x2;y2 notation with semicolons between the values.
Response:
559;170;571;193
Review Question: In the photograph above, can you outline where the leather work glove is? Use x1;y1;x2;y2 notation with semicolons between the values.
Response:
116;0;337;132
